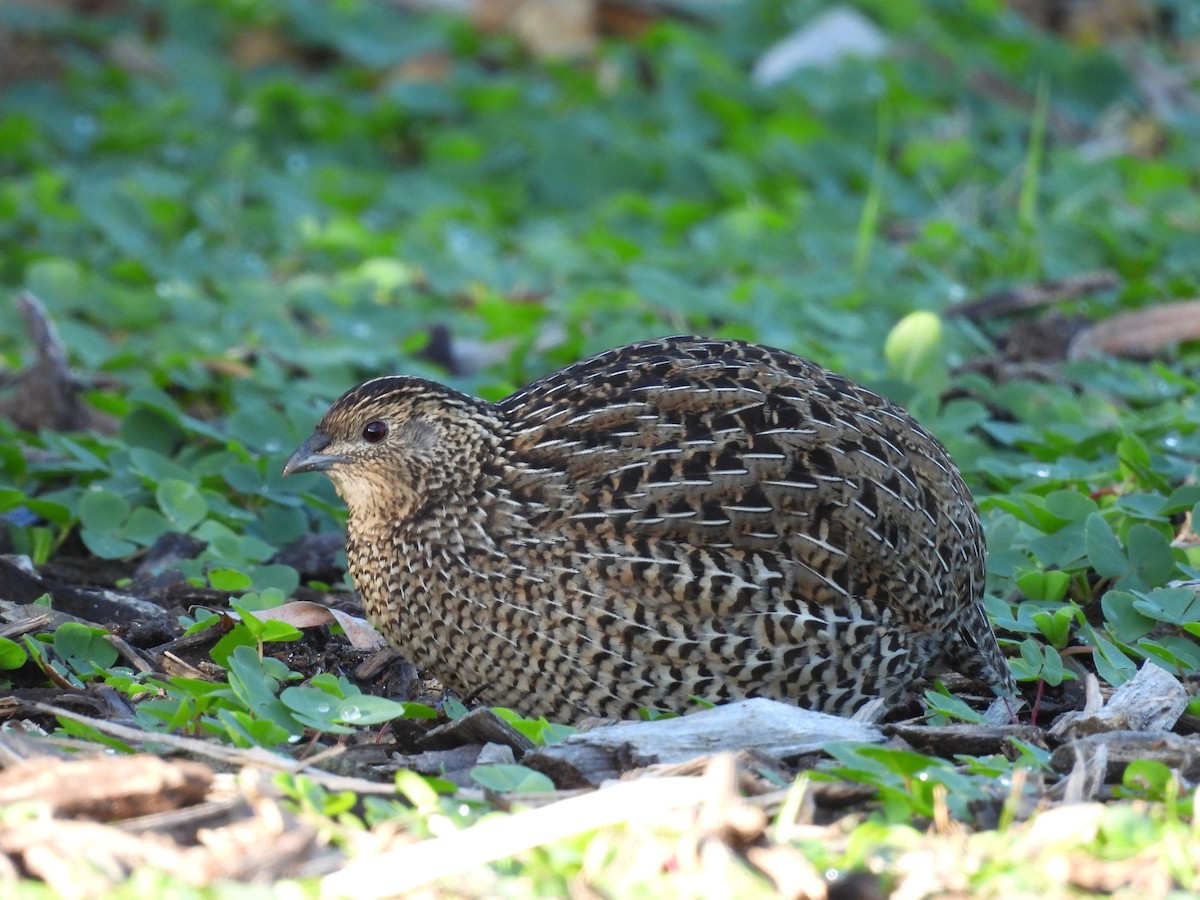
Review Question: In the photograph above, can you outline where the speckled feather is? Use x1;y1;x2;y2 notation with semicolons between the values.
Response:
289;337;1013;720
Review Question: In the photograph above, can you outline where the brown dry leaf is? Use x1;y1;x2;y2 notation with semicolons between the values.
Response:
230;27;295;68
257;600;388;650
1067;299;1200;360
476;0;596;58
390;50;454;84
2;766;325;894
202;356;256;379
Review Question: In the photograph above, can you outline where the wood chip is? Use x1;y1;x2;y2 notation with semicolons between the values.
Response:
0;754;212;820
418;707;535;755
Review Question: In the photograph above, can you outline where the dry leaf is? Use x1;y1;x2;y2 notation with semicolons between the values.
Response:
257;600;387;650
1067;299;1200;360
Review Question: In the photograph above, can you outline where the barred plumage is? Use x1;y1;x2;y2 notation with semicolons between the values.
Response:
284;336;1013;720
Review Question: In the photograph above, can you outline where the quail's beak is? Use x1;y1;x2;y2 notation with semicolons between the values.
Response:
282;431;346;477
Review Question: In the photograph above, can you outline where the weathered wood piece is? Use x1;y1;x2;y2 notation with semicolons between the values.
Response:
1052;661;1188;739
533;698;883;772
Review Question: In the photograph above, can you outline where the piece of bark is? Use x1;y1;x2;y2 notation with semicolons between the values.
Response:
418;707;535;755
1055;740;1109;804
476;742;517;766
1;770;322;893
949;270;1120;321
1050;731;1200;782
0;754;212;820
187;777;320;884
353;646;404;680
886;723;1049;758
0;293;90;432
114;795;247;843
538;699;883;769
2;818;189;897
522;741;622;789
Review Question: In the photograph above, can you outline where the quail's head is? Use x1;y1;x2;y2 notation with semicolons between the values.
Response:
283;376;498;520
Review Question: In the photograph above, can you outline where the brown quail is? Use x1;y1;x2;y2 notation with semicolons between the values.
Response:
284;336;1013;720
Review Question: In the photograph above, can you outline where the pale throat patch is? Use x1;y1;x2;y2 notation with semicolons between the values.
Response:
329;462;426;527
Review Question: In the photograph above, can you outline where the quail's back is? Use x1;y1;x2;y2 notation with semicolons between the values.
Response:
284;337;1013;720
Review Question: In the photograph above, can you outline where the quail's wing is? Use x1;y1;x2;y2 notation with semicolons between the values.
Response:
500;337;979;605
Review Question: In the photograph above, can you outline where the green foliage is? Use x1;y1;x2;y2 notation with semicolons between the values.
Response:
3;0;1200;891
24;622;127;688
14;615;433;751
470;764;556;794
281;674;436;734
274;773;360;820
1116;759;1192;814
492;707;577;746
129;640;437;748
884;311;944;389
817;743;994;823
922;686;986;725
0;636;28;671
441;696;471;720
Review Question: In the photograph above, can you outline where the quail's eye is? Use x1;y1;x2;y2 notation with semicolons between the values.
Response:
361;420;388;443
